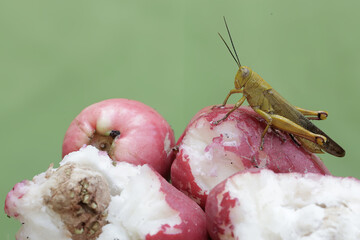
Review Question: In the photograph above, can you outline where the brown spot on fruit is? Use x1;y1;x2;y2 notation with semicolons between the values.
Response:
44;164;110;240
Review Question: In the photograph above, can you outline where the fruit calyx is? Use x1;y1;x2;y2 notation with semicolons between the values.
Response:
89;130;120;158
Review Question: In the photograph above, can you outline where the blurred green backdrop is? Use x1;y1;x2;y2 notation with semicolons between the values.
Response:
1;0;359;237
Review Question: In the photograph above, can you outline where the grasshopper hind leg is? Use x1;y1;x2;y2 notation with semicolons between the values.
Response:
289;134;324;153
267;131;322;155
289;134;301;147
254;108;327;151
295;107;328;120
272;128;287;143
296;137;324;154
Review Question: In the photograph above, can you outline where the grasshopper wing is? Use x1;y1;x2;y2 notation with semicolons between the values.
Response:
263;89;345;157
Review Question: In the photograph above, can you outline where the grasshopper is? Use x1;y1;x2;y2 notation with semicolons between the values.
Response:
214;17;345;157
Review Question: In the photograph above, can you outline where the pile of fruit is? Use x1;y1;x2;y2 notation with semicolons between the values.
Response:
5;98;360;239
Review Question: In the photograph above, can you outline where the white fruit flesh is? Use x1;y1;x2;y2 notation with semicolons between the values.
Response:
6;146;181;240
182;118;246;194
210;170;360;240
172;106;330;208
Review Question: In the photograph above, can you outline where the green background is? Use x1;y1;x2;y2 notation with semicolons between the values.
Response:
1;0;359;237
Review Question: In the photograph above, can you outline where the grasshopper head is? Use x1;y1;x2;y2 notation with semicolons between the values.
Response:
235;66;252;89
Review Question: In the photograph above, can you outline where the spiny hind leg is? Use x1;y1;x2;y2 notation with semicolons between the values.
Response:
272;127;287;143
254;108;327;150
289;134;301;147
295;106;328;120
296;137;324;154
213;95;246;125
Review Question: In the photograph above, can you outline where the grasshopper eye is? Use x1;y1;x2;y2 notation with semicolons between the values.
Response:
241;68;250;78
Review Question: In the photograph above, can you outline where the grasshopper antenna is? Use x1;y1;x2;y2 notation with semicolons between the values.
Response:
223;16;241;67
218;32;240;67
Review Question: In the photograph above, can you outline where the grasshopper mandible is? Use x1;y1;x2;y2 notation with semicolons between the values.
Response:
214;17;345;157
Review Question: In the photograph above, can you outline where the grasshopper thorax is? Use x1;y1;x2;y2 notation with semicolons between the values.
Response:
235;66;252;89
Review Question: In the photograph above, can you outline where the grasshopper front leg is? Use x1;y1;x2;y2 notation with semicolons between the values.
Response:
295;107;328;120
221;88;243;106
254;108;327;150
211;88;243;110
213;95;246;125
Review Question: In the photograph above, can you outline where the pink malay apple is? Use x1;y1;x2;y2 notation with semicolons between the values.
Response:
206;169;360;240
5;146;208;240
171;105;330;208
62;98;175;177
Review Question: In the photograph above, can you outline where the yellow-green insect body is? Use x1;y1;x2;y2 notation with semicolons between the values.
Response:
239;67;273;111
216;19;345;157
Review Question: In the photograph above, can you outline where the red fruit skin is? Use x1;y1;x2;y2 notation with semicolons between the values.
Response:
205;169;262;240
205;182;235;240
62;99;175;177
171;105;330;208
4;180;29;218
146;170;208;240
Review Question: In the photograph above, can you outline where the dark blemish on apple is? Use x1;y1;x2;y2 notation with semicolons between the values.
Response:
316;203;327;208
276;165;281;171
172;145;179;153
110;130;121;139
